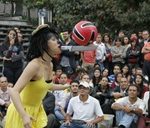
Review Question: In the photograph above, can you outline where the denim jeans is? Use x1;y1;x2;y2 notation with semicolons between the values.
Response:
60;120;96;128
54;106;65;121
116;110;138;128
96;60;104;71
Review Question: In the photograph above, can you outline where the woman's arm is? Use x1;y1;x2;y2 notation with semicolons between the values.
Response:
142;45;150;54
111;47;121;58
86;116;104;125
49;84;70;91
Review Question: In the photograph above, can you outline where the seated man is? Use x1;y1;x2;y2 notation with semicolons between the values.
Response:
0;76;11;117
111;84;145;128
64;80;79;112
60;81;104;128
112;77;129;100
53;73;70;120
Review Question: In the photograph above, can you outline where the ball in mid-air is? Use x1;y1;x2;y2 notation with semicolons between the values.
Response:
71;21;98;46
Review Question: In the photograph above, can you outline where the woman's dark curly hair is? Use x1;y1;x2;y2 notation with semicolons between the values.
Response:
26;26;58;61
134;74;144;98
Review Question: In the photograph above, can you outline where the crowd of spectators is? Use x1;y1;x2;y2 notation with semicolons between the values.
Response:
0;28;150;128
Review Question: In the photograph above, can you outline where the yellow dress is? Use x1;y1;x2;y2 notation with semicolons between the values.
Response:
5;77;51;128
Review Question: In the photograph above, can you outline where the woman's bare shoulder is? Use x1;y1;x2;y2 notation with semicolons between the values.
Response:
13;59;42;91
27;59;40;67
23;59;42;74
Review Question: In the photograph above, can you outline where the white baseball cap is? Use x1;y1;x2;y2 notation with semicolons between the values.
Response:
79;81;90;89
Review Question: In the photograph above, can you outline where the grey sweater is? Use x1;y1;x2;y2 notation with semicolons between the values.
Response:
111;45;125;63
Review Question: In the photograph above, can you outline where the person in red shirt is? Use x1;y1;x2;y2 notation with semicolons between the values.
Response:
53;66;63;84
81;41;96;77
142;42;150;82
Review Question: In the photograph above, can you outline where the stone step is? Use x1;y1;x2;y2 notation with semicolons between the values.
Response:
0;19;32;27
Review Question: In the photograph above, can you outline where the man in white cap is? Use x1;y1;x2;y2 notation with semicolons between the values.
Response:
60;81;104;128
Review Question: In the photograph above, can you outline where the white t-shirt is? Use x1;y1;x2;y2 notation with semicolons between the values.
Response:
116;96;145;112
53;90;69;108
67;95;104;121
143;91;150;111
93;41;106;61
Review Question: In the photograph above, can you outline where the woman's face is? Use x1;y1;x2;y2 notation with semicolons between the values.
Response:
102;69;109;77
115;40;121;46
101;77;108;87
96;34;102;43
81;74;90;83
59;74;68;85
48;36;61;56
117;74;122;82
131;41;136;46
132;68;136;75
122;66;129;74
104;35;109;43
124;37;129;44
8;30;17;40
94;69;101;78
56;69;62;76
135;75;142;85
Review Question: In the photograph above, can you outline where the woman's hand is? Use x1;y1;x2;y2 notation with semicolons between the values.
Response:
22;114;35;128
64;120;71;126
10;38;15;46
64;83;70;89
85;121;95;128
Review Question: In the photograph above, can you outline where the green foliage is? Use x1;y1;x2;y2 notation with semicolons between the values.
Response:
52;0;150;34
0;0;12;3
23;0;54;9
1;0;150;34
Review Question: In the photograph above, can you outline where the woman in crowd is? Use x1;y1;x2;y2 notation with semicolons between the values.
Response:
134;74;149;98
126;36;141;69
122;64;131;82
0;28;24;85
92;67;102;87
93;77;114;114
122;36;131;64
102;68;109;78
111;38;125;67
103;33;113;73
111;73;123;90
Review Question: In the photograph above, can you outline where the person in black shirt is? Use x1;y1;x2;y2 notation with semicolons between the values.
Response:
0;28;24;84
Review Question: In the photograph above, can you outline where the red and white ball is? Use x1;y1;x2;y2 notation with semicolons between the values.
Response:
71;21;98;46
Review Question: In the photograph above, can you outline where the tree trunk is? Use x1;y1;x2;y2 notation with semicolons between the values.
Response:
27;8;31;22
15;0;23;16
3;3;6;13
11;2;14;16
